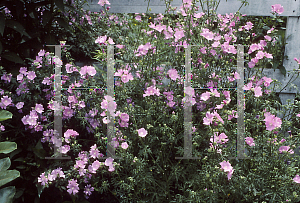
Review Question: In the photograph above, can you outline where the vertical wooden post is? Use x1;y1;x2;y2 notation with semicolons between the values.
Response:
99;45;122;160
45;43;71;160
176;45;200;159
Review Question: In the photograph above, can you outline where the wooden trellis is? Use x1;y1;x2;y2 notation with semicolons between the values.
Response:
84;0;300;108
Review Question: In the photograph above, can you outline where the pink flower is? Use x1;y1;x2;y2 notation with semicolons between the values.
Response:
89;144;100;159
244;82;253;90
271;4;284;15
213;111;224;124
194;12;205;18
264;35;272;41
80;66;96;76
75;160;86;169
137;128;147;137
200;28;214;40
67;179;79;195
174;30;185;41
245;137;255;146
98;0;110;7
121;142;129;149
262;76;273;87
227;168;235;180
38;172;48;186
120;113;129;122
203;111;214;125
168;68;180;81
253;86;262;97
95;35;107;44
185;86;195;97
256;51;265;60
200;92;211;101
244;22;253;30
87;66;97;76
64;129;79;143
248;61;256;68
16;102;24;109
135;15;141;21
84;184;94;198
108;37;115;44
210;89;220;97
35;104;44;113
293;175;300;183
105;157;114;167
91;160;101;171
1;96;12;107
27;71;36;80
234;72;240;79
38;49;45;57
264;112;282;131
1;73;12;83
143;86;160;97
294;57;300;64
279;146;294;154
220;160;233;172
60;145;70;153
19;67;27;75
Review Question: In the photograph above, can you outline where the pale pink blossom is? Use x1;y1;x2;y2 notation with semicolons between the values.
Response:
121;142;129;149
137;128;147;137
279;146;294;154
293;175;300;183
98;0;110;7
271;4;284;15
245;137;255;146
253;86;262;97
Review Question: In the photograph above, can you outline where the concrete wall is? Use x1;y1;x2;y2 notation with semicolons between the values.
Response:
83;0;300;16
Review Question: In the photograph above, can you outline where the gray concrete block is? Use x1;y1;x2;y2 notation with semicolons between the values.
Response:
83;0;300;16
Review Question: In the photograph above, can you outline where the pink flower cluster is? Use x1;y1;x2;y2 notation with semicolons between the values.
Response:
38;167;65;186
95;35;114;45
114;64;134;83
245;137;255;147
271;4;284;15
135;42;153;56
263;112;282;131
203;111;224;126
209;132;228;154
243;76;273;97
219;161;234;180
163;90;176;107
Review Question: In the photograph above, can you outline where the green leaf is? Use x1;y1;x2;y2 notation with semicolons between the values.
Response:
0;142;17;154
55;17;71;32
36;184;44;198
0;110;12;121
54;0;65;12
9;148;22;160
33;148;46;159
0;170;20;187
16;165;26;169
0;13;5;36
2;52;24;64
0;186;16;203
279;65;286;76
5;20;31;38
273;60;279;70
0;158;10;172
42;10;53;26
12;157;24;162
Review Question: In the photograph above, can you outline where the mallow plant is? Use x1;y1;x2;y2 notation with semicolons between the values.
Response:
0;0;300;202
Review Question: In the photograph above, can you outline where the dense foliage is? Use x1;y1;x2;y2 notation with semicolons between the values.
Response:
0;0;299;202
